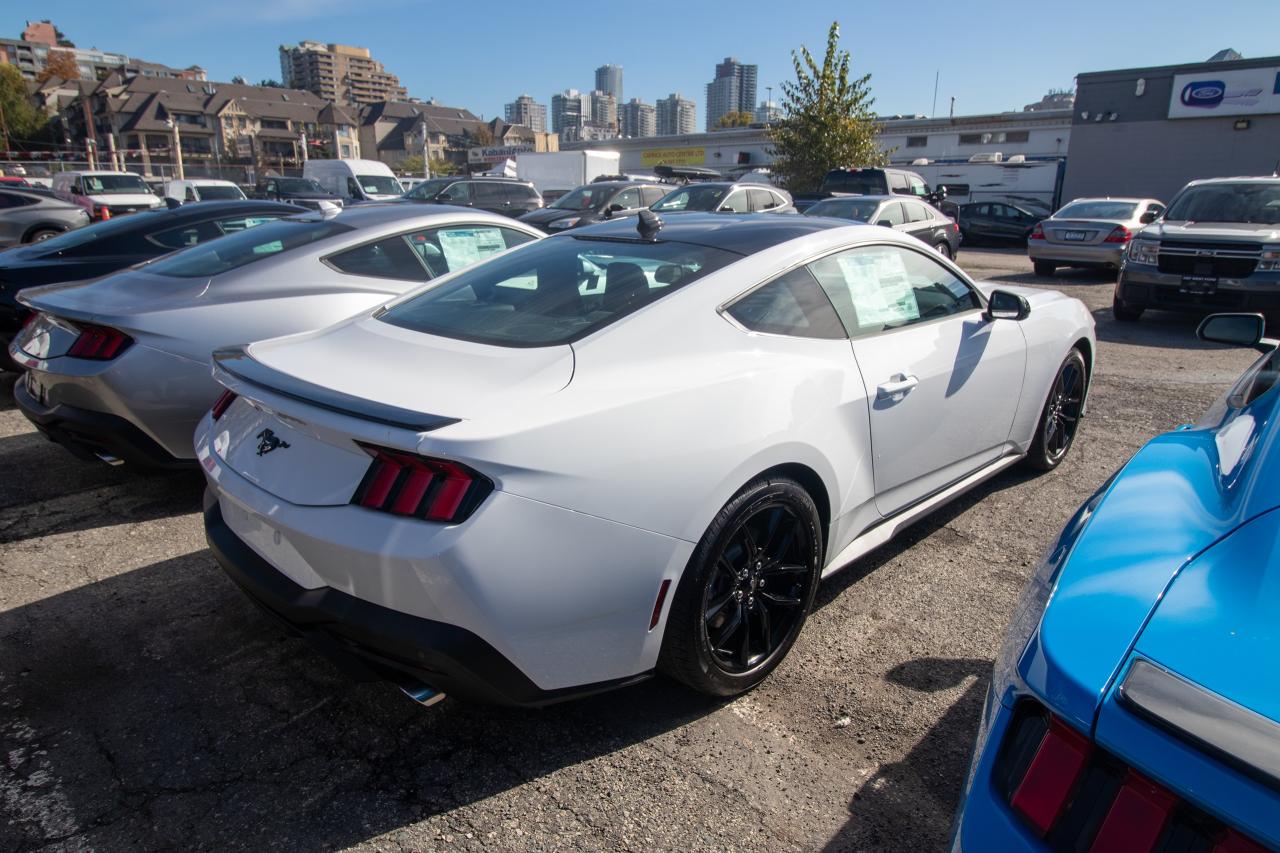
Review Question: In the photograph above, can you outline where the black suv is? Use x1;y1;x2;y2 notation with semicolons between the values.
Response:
251;177;342;210
403;177;542;218
518;181;669;232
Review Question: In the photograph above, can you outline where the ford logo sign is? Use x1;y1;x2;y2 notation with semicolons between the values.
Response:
1181;81;1225;108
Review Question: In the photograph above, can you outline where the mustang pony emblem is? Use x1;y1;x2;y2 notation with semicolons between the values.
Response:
255;428;291;456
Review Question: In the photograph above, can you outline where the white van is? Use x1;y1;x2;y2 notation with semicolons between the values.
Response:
52;170;163;220
163;179;247;204
303;159;403;202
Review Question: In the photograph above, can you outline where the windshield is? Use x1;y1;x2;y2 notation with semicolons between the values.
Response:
276;178;326;194
30;210;166;255
378;236;738;347
652;185;728;212
358;175;404;196
805;198;882;222
821;170;887;195
1055;201;1138;220
1165;183;1280;225
144;218;352;278
404;178;453;200
551;185;617;211
82;174;150;195
196;185;245;201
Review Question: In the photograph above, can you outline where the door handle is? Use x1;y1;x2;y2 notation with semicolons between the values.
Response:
876;373;919;400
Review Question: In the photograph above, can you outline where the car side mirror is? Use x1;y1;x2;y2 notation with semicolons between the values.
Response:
1140;211;1159;224
876;219;893;228
608;203;625;213
1197;313;1274;352
718;205;735;212
164;197;182;210
986;289;1031;321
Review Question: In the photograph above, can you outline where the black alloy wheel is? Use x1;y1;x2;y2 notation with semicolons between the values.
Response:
1026;348;1087;471
660;477;822;696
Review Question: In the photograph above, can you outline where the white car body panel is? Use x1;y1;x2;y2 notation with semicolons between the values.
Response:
194;218;1096;697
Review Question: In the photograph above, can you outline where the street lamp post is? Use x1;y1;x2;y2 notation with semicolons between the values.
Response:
165;117;184;180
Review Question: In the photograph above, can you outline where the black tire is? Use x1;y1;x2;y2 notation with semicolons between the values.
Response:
1033;261;1057;277
934;241;953;260
24;228;61;243
1112;296;1143;322
1024;348;1088;471
659;476;823;697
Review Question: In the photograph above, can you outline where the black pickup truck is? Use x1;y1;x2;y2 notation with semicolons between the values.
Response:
793;167;955;217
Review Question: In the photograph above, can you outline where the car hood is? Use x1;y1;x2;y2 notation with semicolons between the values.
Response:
1141;220;1280;242
90;193;161;207
1022;379;1280;733
240;315;575;423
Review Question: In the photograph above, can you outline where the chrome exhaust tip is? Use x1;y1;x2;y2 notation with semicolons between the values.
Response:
398;680;445;707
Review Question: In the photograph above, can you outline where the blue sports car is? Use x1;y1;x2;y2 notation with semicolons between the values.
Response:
952;313;1279;852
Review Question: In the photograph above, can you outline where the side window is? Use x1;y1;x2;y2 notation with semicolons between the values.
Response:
612;188;641;210
148;219;225;249
216;215;278;234
808;245;980;336
327;235;430;281
346;177;362;197
907;175;928;197
748;188;778;211
878;203;906;226
185;187;198;202
725;267;846;339
641;186;666;206
265;181;277;194
888;172;910;194
405;225;535;278
974;204;990;216
474;183;506;203
904;202;929;223
438;182;471;202
720;190;749;213
0;193;22;209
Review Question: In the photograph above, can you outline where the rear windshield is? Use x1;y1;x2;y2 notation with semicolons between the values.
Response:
197;185;245;201
378;236;739;346
821;170;888;195
805;198;881;222
652;185;728;212
1054;201;1137;220
144;218;352;278
1165;183;1280;225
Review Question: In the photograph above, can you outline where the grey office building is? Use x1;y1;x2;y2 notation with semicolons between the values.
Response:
595;64;623;103
1062;54;1280;202
705;57;757;131
551;89;589;139
504;94;547;133
657;92;697;136
620;99;656;138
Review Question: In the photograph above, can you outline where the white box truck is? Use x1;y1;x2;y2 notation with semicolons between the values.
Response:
515;151;621;197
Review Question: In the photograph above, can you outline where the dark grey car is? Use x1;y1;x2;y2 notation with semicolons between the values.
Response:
518;181;669;233
0;188;92;248
804;195;961;259
403;177;542;218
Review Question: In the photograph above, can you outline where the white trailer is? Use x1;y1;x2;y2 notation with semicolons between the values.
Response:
907;158;1066;214
516;151;622;195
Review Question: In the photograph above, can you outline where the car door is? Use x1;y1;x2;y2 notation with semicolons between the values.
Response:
901;201;934;243
607;187;644;219
473;182;507;214
807;243;1025;516
0;191;29;246
436;181;473;208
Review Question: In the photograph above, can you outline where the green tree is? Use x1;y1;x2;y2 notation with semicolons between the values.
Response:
768;22;886;193
0;64;47;148
398;155;457;176
715;110;755;129
428;156;457;176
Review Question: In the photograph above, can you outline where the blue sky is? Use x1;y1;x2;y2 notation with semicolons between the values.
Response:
14;1;1280;120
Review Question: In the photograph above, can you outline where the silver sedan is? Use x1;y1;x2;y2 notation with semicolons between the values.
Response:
10;204;542;468
1027;197;1165;277
0;188;91;247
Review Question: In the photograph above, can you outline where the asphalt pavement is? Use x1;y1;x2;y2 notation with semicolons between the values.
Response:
0;246;1259;852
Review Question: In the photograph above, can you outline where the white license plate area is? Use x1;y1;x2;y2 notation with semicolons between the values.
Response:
1063;230;1089;241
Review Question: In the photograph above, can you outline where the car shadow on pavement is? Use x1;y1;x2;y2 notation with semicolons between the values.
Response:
986;268;1117;287
0;373;17;412
1091;306;1216;350
0;551;730;851
822;657;990;851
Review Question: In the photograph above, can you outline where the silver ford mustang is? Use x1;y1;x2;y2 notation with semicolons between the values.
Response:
9;204;541;467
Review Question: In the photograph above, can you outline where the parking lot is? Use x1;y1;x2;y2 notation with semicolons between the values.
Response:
0;246;1259;853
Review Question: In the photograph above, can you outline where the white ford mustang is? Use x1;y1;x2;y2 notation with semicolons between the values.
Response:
198;212;1095;706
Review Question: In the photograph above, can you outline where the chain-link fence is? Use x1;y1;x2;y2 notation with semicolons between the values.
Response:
0;160;304;188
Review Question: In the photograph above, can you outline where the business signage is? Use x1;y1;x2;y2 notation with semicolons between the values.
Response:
467;144;534;164
1168;66;1280;119
640;146;706;167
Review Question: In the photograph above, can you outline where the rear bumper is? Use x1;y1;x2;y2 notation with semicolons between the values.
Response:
13;377;189;468
1028;241;1123;267
1117;266;1280;315
204;498;651;706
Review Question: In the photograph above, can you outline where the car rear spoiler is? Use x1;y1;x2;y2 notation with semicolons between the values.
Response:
212;345;459;433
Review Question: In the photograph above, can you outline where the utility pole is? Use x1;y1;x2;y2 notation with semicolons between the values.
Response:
931;70;939;117
299;130;308;163
949;97;956;120
166;118;184;179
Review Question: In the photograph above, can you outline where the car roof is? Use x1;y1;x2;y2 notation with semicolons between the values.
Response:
585;181;666;189
1184;176;1280;187
124;200;304;226
566;212;850;254
316;201;534;228
1062;197;1154;204
813;194;894;203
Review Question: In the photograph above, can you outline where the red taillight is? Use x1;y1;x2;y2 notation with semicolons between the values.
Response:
93;205;111;221
210;389;237;420
1029;223;1046;240
67;323;132;360
952;220;960;233
1009;716;1091;834
1104;225;1132;244
352;443;492;523
1089;770;1177;852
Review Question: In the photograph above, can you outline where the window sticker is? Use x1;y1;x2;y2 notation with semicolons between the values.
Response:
837;251;919;327
437;227;508;271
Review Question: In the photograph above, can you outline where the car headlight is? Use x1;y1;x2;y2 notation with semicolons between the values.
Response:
1259;245;1280;272
1127;239;1158;265
547;217;580;230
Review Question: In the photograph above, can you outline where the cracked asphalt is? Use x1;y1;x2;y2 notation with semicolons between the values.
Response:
0;247;1258;852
